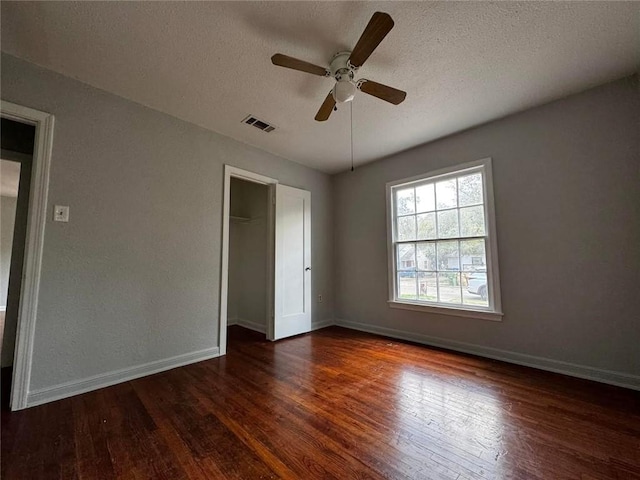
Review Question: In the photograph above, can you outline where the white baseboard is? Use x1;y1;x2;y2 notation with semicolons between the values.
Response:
311;318;334;331
235;318;267;334
336;319;640;391
27;346;220;407
227;317;238;326
232;318;334;335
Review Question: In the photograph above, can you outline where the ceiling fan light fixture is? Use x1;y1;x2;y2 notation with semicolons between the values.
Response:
333;79;356;103
271;12;406;120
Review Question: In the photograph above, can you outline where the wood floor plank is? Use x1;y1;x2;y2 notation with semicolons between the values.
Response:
131;379;220;480
221;343;475;478
193;361;403;479
2;325;639;479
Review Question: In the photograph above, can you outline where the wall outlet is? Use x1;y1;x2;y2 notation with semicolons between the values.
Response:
53;205;70;222
318;294;323;303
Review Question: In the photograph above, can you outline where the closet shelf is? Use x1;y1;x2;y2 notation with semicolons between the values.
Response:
230;215;252;223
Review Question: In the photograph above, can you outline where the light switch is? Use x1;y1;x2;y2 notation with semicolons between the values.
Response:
53;205;69;222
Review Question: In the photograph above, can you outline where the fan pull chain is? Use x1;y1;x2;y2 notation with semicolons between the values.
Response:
350;101;354;172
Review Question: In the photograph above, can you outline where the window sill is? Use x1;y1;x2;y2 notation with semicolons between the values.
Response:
388;300;504;322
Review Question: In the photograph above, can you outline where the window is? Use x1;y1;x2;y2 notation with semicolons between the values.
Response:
387;158;502;321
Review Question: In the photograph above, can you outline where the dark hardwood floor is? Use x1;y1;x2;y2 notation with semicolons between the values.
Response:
2;326;639;479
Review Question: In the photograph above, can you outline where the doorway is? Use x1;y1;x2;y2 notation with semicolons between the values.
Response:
1;101;54;410
227;177;270;341
219;165;312;356
1;119;35;409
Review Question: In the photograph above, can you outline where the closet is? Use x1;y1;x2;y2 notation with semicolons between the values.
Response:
227;177;269;337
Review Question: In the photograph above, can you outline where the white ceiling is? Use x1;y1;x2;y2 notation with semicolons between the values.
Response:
2;2;638;174
1;160;21;197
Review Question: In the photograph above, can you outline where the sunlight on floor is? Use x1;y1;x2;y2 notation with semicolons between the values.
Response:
395;369;510;478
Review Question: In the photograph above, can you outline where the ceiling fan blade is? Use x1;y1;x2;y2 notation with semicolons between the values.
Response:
271;54;328;76
315;91;336;121
358;80;406;105
348;12;394;68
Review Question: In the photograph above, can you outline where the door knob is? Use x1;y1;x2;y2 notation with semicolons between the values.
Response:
305;267;312;271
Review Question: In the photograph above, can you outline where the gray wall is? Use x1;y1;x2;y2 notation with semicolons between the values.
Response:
1;53;334;391
1;152;32;370
333;76;640;376
228;178;269;331
1;195;17;309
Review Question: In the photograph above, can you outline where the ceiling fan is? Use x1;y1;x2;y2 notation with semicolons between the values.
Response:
271;12;407;122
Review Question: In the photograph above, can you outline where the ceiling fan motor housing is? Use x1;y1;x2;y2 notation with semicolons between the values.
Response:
330;51;356;78
330;51;356;103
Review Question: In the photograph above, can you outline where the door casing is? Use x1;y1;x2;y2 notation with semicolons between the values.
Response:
219;165;277;355
1;100;55;410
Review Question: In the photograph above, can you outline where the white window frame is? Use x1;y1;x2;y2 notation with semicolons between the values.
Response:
386;158;503;321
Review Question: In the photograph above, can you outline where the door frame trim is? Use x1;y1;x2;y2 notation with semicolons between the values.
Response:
219;165;277;355
1;100;55;410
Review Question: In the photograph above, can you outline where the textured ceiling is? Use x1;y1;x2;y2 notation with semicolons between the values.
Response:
2;2;639;174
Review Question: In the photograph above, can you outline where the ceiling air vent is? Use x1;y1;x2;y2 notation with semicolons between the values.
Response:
242;115;276;133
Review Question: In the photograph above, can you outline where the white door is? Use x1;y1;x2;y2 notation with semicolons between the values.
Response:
273;184;311;340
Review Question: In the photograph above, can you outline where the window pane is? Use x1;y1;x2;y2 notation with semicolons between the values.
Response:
416;242;436;271
416;183;435;213
418;272;437;302
438;272;462;304
390;162;499;313
463;271;489;307
397;215;416;241
396;188;415;215
397;271;417;300
397;244;415;270
437;210;459;238
458;173;483;207
436;240;459;271
459;205;485;237
460;239;486;272
435;179;457;209
416;212;436;240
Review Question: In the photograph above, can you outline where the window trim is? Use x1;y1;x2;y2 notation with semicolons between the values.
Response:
386;158;503;321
